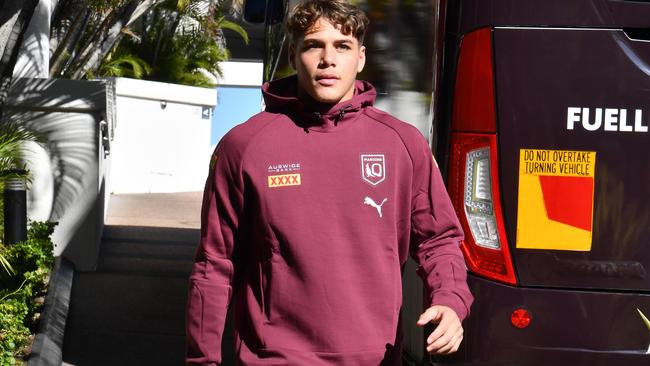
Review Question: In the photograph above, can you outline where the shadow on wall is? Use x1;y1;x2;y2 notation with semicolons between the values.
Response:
6;77;109;271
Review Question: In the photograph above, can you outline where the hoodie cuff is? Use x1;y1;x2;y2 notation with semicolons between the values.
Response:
430;291;470;321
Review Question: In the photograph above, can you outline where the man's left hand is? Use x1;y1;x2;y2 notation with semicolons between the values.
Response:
416;305;463;354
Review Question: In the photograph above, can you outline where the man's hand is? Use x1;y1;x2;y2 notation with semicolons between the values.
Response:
416;305;463;354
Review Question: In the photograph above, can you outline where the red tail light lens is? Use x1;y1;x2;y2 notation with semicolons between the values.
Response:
448;28;517;285
452;28;497;134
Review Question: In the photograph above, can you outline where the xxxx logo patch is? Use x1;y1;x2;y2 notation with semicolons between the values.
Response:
268;174;301;188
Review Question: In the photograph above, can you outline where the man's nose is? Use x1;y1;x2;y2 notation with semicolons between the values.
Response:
320;45;336;67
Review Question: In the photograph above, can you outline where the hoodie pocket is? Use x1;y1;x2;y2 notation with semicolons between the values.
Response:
186;283;205;341
260;257;272;323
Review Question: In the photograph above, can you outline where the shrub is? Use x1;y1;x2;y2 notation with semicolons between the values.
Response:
0;222;56;366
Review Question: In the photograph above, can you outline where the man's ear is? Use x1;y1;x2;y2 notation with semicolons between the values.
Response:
289;44;296;69
357;45;366;73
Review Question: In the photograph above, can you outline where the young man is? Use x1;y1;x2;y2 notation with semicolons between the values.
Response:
186;1;473;365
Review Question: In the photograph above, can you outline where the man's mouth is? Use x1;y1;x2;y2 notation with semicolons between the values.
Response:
316;75;339;86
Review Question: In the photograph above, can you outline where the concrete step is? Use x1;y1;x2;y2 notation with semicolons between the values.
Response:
100;239;197;259
97;225;199;276
64;273;188;335
102;225;200;244
97;255;194;277
63;272;188;365
62;272;236;365
63;193;206;365
63;328;186;366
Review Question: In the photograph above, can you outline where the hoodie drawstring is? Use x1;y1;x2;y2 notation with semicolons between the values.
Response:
304;112;322;133
335;105;353;126
303;106;354;131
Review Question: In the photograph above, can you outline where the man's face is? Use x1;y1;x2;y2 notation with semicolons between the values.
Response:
290;18;366;104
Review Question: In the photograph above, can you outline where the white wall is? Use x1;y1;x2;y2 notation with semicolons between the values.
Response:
109;78;217;194
7;78;108;271
216;61;264;86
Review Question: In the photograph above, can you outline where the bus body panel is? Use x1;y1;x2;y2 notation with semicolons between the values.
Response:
494;27;650;291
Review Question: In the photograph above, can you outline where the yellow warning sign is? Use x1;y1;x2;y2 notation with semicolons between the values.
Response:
521;149;594;177
516;149;596;251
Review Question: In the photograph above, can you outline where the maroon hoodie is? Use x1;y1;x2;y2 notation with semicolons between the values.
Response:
186;75;473;365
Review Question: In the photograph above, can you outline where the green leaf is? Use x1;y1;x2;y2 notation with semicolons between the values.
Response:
176;0;192;12
0;121;42;186
0;221;55;361
0;254;15;276
99;53;153;79
217;17;249;45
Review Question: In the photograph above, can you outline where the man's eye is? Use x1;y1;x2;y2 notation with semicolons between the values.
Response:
337;45;351;51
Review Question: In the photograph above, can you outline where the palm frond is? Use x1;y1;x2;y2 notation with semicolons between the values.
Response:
94;0;249;87
176;0;193;13
0;122;41;174
216;17;249;44
177;71;216;88
0;251;15;276
99;53;153;78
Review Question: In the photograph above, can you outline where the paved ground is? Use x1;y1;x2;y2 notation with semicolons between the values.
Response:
104;191;203;229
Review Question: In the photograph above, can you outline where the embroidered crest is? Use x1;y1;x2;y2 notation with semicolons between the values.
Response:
361;154;386;186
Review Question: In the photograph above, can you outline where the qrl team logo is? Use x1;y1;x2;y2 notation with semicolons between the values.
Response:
361;154;386;186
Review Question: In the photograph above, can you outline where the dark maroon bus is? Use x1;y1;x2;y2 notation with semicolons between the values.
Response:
245;0;650;364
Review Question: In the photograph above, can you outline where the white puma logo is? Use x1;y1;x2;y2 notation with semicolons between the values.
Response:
364;196;387;218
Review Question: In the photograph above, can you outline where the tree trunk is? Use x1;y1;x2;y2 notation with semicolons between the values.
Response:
152;9;179;69
67;7;121;78
0;0;39;121
49;0;91;77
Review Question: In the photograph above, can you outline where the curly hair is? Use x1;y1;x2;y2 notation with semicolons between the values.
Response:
286;0;369;44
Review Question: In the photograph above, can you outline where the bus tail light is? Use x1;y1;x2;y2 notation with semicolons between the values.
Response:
447;27;517;285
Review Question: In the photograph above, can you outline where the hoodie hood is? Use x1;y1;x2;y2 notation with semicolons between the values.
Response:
262;74;376;132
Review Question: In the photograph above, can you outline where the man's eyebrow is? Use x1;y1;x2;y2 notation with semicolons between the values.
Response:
302;38;324;45
302;37;354;44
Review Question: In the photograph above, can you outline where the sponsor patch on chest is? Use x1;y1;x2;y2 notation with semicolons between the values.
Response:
267;163;301;173
266;161;302;188
361;154;386;186
268;174;301;188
